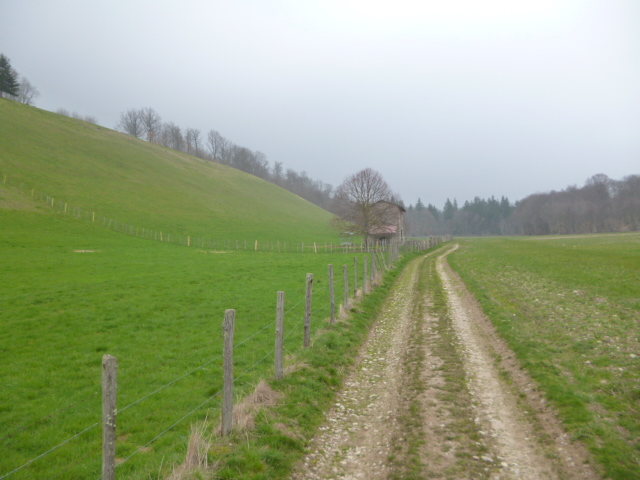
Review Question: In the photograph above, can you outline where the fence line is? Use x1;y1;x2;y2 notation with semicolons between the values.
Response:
1;172;445;254
1;174;452;479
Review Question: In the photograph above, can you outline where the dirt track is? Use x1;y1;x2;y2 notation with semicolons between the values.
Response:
291;246;601;480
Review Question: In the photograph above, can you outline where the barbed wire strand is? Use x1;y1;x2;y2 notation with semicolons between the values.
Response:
0;422;99;480
311;302;331;316
51;442;102;480
235;320;277;350
120;339;272;439
283;295;305;316
1;391;100;446
116;390;223;469
119;342;210;387
119;353;223;414
283;313;308;341
235;351;274;383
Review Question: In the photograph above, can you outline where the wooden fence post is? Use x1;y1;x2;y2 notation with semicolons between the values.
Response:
354;257;358;296
304;274;313;347
343;265;349;311
275;292;285;380
371;253;376;286
222;309;236;436
364;256;368;293
329;264;335;324
102;355;118;480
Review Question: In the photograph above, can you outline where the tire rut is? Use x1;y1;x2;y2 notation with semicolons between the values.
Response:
291;247;600;480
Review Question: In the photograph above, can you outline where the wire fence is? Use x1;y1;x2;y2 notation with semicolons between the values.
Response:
0;256;370;479
1;173;449;479
0;172;409;254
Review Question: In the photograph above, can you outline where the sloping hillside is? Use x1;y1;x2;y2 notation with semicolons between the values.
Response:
0;99;336;241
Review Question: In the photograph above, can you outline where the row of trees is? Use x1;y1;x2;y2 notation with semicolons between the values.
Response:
512;174;640;235
55;108;98;125
0;54;40;105
405;196;515;237
115;109;639;238
406;174;640;237
116;107;335;210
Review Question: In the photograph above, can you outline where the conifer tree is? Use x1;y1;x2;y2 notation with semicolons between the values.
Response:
0;54;20;98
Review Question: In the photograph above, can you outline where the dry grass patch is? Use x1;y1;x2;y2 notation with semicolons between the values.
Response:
231;380;281;432
214;380;281;435
166;381;281;480
166;421;216;480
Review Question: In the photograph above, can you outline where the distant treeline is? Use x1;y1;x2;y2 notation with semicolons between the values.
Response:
513;174;640;235
406;174;640;237
55;108;99;125
406;196;515;237
113;109;639;237
115;107;334;211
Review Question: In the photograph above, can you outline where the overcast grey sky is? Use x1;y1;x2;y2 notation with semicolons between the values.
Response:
2;0;639;208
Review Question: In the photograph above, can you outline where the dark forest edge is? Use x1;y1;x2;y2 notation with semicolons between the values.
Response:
407;173;640;237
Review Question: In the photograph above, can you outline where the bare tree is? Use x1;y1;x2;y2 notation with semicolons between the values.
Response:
139;107;162;143
218;140;235;165
206;129;229;162
331;168;397;245
117;108;144;138
158;123;171;147
192;129;202;157
272;161;284;185
253;151;270;179
185;128;195;155
164;122;184;151
14;75;39;105
185;127;202;157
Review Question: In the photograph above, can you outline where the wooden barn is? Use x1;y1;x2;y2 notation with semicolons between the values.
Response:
368;201;406;243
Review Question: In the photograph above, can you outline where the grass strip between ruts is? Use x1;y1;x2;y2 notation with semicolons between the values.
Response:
206;245;447;480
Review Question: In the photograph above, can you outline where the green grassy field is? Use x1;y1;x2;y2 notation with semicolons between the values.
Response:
0;205;379;479
0;99;389;479
448;234;640;479
0;99;337;243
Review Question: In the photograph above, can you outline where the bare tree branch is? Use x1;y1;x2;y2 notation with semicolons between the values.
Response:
332;168;399;245
139;107;162;143
116;109;144;138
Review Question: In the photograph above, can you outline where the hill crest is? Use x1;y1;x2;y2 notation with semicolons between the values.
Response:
0;99;337;242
